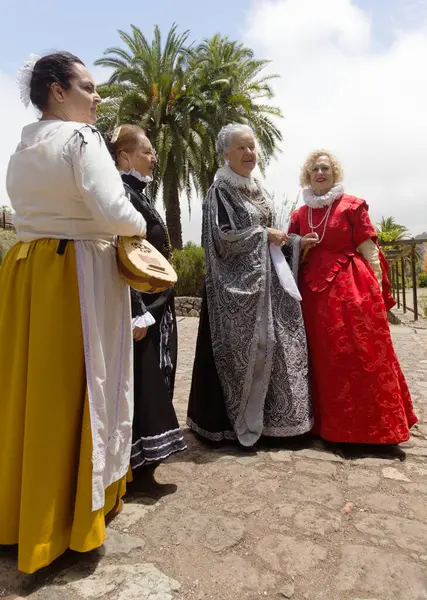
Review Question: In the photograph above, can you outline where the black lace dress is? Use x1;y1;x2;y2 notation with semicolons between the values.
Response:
122;174;186;469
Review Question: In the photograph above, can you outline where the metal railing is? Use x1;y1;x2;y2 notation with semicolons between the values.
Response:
0;209;14;231
380;238;427;321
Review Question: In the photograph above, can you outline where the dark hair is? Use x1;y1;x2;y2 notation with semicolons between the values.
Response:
104;124;146;164
30;51;84;111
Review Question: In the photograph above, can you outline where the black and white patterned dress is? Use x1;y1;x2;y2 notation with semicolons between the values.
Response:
187;165;312;446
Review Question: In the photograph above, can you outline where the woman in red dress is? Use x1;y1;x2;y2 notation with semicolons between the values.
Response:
288;150;417;451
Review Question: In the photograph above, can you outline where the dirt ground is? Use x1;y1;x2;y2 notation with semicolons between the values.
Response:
1;317;427;600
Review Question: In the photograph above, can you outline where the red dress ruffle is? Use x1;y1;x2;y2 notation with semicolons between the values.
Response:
289;194;417;444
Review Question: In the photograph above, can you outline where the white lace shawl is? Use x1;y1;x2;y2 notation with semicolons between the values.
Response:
302;184;344;209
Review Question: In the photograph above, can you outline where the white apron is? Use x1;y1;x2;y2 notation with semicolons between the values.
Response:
74;240;133;511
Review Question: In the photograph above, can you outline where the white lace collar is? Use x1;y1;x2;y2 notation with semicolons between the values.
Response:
302;184;344;209
215;163;257;191
119;168;152;184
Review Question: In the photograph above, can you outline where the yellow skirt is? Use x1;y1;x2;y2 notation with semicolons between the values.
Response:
0;239;126;574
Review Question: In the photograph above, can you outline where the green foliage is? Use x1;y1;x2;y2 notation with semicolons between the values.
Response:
95;24;202;249
95;24;283;248
94;98;121;134
418;273;427;288
377;216;409;243
173;242;205;297
186;33;283;184
0;229;17;265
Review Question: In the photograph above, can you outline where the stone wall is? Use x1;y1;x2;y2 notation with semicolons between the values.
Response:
176;301;406;325
387;310;401;325
175;296;202;317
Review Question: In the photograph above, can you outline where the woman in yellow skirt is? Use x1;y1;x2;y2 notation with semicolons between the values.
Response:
0;52;146;573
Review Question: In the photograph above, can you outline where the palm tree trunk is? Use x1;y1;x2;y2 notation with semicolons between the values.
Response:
207;169;216;188
207;157;221;188
166;186;183;250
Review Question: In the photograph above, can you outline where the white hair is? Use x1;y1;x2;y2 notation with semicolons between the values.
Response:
215;123;255;155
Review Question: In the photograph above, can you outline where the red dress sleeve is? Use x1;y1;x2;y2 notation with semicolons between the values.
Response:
348;198;396;310
288;210;300;235
347;199;378;248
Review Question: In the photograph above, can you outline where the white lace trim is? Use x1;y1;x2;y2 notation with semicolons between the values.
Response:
215;164;257;191
132;313;155;329
186;416;237;442
17;54;40;108
302;184;344;209
120;168;153;184
131;427;184;445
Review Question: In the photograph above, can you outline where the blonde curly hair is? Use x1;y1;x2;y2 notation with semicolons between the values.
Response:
299;149;344;188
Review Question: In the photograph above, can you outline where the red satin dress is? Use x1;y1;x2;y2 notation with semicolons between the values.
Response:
288;194;417;444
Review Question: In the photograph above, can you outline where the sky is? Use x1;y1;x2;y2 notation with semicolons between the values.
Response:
1;0;427;241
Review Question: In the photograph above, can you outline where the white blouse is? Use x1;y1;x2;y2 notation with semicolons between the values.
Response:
6;120;147;511
6;120;145;241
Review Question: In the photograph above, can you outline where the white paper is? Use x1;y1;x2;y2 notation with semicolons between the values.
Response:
269;243;302;302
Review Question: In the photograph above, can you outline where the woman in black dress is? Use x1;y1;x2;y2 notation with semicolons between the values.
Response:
106;125;186;475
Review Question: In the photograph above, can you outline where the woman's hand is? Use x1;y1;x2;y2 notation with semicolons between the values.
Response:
267;228;288;246
133;326;148;342
301;232;319;252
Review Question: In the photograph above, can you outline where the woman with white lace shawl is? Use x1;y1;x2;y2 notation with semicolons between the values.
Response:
187;124;315;447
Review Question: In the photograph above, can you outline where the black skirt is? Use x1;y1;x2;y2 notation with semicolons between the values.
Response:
186;292;236;442
131;294;186;469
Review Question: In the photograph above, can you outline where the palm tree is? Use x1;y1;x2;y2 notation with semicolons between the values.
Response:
95;27;284;248
376;216;409;243
95;24;205;249
187;34;283;186
377;216;413;282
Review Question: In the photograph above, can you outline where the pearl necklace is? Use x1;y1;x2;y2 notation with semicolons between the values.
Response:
247;189;273;225
308;204;333;243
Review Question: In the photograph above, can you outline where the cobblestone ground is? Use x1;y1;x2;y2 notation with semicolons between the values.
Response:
1;317;427;600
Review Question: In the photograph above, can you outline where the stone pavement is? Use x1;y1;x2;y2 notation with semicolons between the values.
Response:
1;317;427;600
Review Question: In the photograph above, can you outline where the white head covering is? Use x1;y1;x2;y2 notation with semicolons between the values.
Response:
16;53;40;108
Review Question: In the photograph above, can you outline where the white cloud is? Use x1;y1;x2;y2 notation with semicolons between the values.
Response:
0;72;35;208
0;64;199;243
2;4;427;242
0;64;110;210
243;0;427;236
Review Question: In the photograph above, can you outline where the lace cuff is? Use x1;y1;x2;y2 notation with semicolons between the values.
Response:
132;313;155;329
